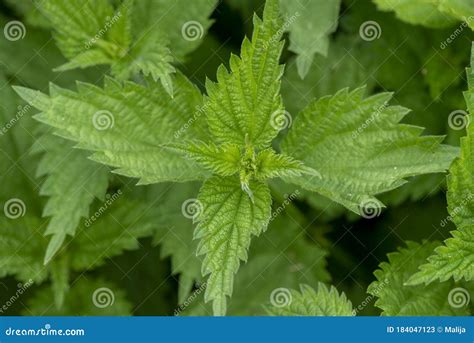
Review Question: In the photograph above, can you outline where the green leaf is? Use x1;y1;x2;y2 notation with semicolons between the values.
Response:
408;47;474;285
255;149;319;180
0;18;98;91
33;134;109;264
37;0;117;58
0;216;48;283
372;0;459;28
132;0;218;61
204;0;284;149
49;255;69;309
168;141;241;177
38;0;176;94
69;196;154;272
141;183;203;304
114;34;175;96
196;176;272;315
266;283;353;316
182;203;330;316
368;241;468;315
0;74;40;207
14;74;209;184
282;35;375;115
168;142;315;181
438;0;474;29
279;0;341;79
111;0;176;96
25;278;132;315
281;87;459;215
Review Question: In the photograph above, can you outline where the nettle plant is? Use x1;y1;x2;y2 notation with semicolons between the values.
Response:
1;0;473;316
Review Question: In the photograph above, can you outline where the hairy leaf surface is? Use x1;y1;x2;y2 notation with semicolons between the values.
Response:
408;48;474;284
266;283;353;316
281;87;459;215
15;74;209;184
168;141;241;177
34;134;109;264
181;211;330;315
196;176;272;315
38;0;176;94
369;241;468;315
204;0;284;148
